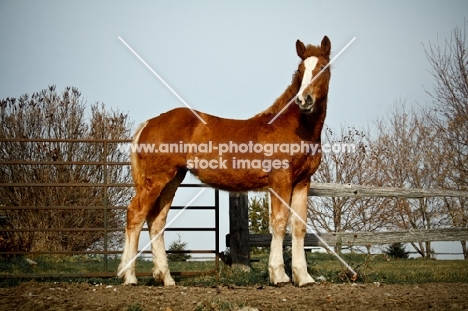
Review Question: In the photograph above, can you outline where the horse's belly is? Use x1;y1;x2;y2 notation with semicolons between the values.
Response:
189;164;269;192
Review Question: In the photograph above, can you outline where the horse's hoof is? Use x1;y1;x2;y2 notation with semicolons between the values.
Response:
298;281;315;287
275;281;292;287
123;282;138;286
163;281;176;287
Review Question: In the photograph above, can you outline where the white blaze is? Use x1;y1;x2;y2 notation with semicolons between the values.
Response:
298;56;319;102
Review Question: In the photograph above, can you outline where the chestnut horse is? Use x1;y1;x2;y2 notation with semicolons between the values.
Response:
118;36;331;287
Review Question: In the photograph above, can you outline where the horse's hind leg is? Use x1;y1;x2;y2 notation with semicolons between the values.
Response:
146;170;186;286
118;172;177;285
118;195;145;285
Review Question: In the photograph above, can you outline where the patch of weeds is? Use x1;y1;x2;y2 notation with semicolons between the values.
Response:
306;248;377;283
219;258;268;287
0;256;33;274
181;261;269;287
0;277;26;288
194;298;245;311
127;302;143;311
352;254;379;282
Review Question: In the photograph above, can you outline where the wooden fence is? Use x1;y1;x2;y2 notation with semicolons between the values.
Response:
228;183;468;268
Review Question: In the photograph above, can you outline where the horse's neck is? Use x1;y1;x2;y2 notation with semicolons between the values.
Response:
305;98;328;142
254;74;301;118
253;78;328;142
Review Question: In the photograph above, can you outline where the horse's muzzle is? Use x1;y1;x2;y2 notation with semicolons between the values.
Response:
296;94;314;113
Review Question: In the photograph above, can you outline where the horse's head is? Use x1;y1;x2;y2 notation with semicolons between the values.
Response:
295;36;331;113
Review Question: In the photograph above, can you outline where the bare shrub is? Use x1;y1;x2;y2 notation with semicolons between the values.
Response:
0;85;133;253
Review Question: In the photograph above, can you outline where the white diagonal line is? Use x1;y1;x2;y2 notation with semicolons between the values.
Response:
268;187;358;279
118;36;207;125
268;37;357;124
117;188;206;277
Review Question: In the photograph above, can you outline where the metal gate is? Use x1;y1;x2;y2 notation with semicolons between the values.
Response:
0;138;219;279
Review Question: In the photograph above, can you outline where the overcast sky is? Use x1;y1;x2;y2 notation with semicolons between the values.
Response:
1;1;466;258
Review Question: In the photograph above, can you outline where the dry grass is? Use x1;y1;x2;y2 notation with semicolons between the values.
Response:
0;253;467;287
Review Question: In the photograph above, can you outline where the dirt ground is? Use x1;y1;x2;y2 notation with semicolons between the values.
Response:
1;281;467;311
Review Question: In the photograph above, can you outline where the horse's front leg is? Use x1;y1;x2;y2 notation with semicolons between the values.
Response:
268;185;292;285
290;181;315;286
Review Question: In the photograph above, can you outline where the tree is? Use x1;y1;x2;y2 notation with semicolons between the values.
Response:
371;101;447;258
384;242;409;259
167;234;191;262
248;193;270;234
425;23;468;188
307;125;393;252
0;85;133;253
248;193;270;254
424;22;468;259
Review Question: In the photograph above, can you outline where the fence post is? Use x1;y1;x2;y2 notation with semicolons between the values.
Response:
229;192;251;271
103;140;108;272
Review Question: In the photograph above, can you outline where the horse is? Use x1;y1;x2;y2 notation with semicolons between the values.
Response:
118;36;331;287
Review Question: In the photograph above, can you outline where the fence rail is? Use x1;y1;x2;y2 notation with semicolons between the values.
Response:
308;182;468;198
241;228;468;248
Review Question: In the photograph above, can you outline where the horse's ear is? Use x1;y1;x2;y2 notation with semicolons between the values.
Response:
321;36;331;59
296;39;306;60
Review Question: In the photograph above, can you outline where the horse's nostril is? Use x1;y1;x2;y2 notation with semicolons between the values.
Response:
306;95;312;104
295;97;301;105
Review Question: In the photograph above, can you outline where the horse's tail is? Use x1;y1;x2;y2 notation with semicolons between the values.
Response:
130;121;148;188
